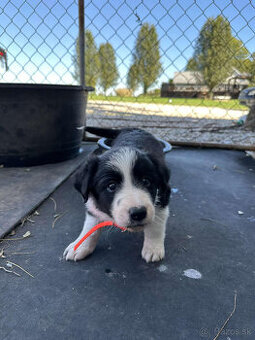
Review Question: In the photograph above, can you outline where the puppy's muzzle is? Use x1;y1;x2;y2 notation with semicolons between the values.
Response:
129;206;147;224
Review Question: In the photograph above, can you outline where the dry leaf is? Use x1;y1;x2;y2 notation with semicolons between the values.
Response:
23;231;31;238
0;248;6;258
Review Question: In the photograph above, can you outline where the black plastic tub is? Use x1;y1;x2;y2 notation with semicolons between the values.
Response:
0;83;93;167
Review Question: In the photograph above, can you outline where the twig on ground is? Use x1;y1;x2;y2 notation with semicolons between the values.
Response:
6;260;34;278
21;215;35;227
0;266;21;277
0;231;31;242
52;212;67;228
213;291;237;340
50;197;57;212
20;209;40;226
0;237;28;241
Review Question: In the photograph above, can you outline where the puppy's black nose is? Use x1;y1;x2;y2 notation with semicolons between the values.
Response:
129;206;147;222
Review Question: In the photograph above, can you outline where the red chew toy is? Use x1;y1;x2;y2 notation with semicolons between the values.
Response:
74;221;127;251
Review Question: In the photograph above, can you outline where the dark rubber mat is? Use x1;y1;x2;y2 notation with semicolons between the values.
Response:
0;148;254;340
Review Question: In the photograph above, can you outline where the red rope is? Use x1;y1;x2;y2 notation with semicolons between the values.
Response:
74;221;127;251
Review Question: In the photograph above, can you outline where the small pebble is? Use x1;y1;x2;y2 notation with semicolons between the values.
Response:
183;269;202;280
158;264;167;272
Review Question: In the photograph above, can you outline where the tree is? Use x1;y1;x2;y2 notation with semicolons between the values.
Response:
128;23;162;94
98;43;119;94
194;16;234;96
244;53;255;130
229;37;250;73
185;57;198;71
186;35;251;75
127;64;139;92
247;52;255;85
185;16;253;97
72;30;99;87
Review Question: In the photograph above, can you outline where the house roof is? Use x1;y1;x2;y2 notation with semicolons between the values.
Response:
173;71;204;85
224;68;251;85
173;69;251;86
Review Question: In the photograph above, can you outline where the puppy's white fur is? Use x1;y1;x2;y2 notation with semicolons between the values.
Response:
64;146;169;263
109;148;155;227
64;204;169;263
63;212;101;261
142;206;169;262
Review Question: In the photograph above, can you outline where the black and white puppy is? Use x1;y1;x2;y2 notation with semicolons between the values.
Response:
64;127;171;263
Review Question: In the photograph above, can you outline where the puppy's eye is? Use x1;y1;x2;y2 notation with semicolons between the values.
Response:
142;178;151;187
107;182;117;192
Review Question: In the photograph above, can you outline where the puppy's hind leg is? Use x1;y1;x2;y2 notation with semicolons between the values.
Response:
142;206;169;263
64;213;101;261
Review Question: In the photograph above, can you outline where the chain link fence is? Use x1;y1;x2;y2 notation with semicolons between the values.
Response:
0;0;78;84
1;0;254;149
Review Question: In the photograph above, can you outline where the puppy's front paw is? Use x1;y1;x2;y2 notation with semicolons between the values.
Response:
141;243;165;263
63;241;94;261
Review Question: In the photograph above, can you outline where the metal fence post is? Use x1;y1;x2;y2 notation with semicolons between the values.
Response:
79;0;85;88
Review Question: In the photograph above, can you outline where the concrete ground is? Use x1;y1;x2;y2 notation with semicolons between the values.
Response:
87;100;247;120
0;145;255;340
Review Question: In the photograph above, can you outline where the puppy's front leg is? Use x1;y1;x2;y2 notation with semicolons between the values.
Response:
64;212;101;261
142;206;169;263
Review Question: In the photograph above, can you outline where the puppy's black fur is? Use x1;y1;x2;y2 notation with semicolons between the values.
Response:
65;127;171;262
75;127;170;219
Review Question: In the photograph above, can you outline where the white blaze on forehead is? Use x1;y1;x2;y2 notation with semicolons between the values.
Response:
108;147;137;179
108;147;155;227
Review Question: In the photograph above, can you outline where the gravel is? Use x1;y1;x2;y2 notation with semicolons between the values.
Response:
86;100;254;149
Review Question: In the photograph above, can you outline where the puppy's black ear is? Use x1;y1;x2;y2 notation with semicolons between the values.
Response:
158;164;171;207
150;156;171;207
73;155;98;202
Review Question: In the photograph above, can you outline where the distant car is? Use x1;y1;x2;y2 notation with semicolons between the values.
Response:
238;87;255;107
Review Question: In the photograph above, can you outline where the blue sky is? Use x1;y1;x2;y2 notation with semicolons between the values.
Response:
0;0;254;91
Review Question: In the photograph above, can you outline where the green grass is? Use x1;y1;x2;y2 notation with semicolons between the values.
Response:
88;94;247;111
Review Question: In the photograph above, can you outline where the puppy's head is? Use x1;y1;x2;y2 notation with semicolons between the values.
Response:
74;148;170;230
